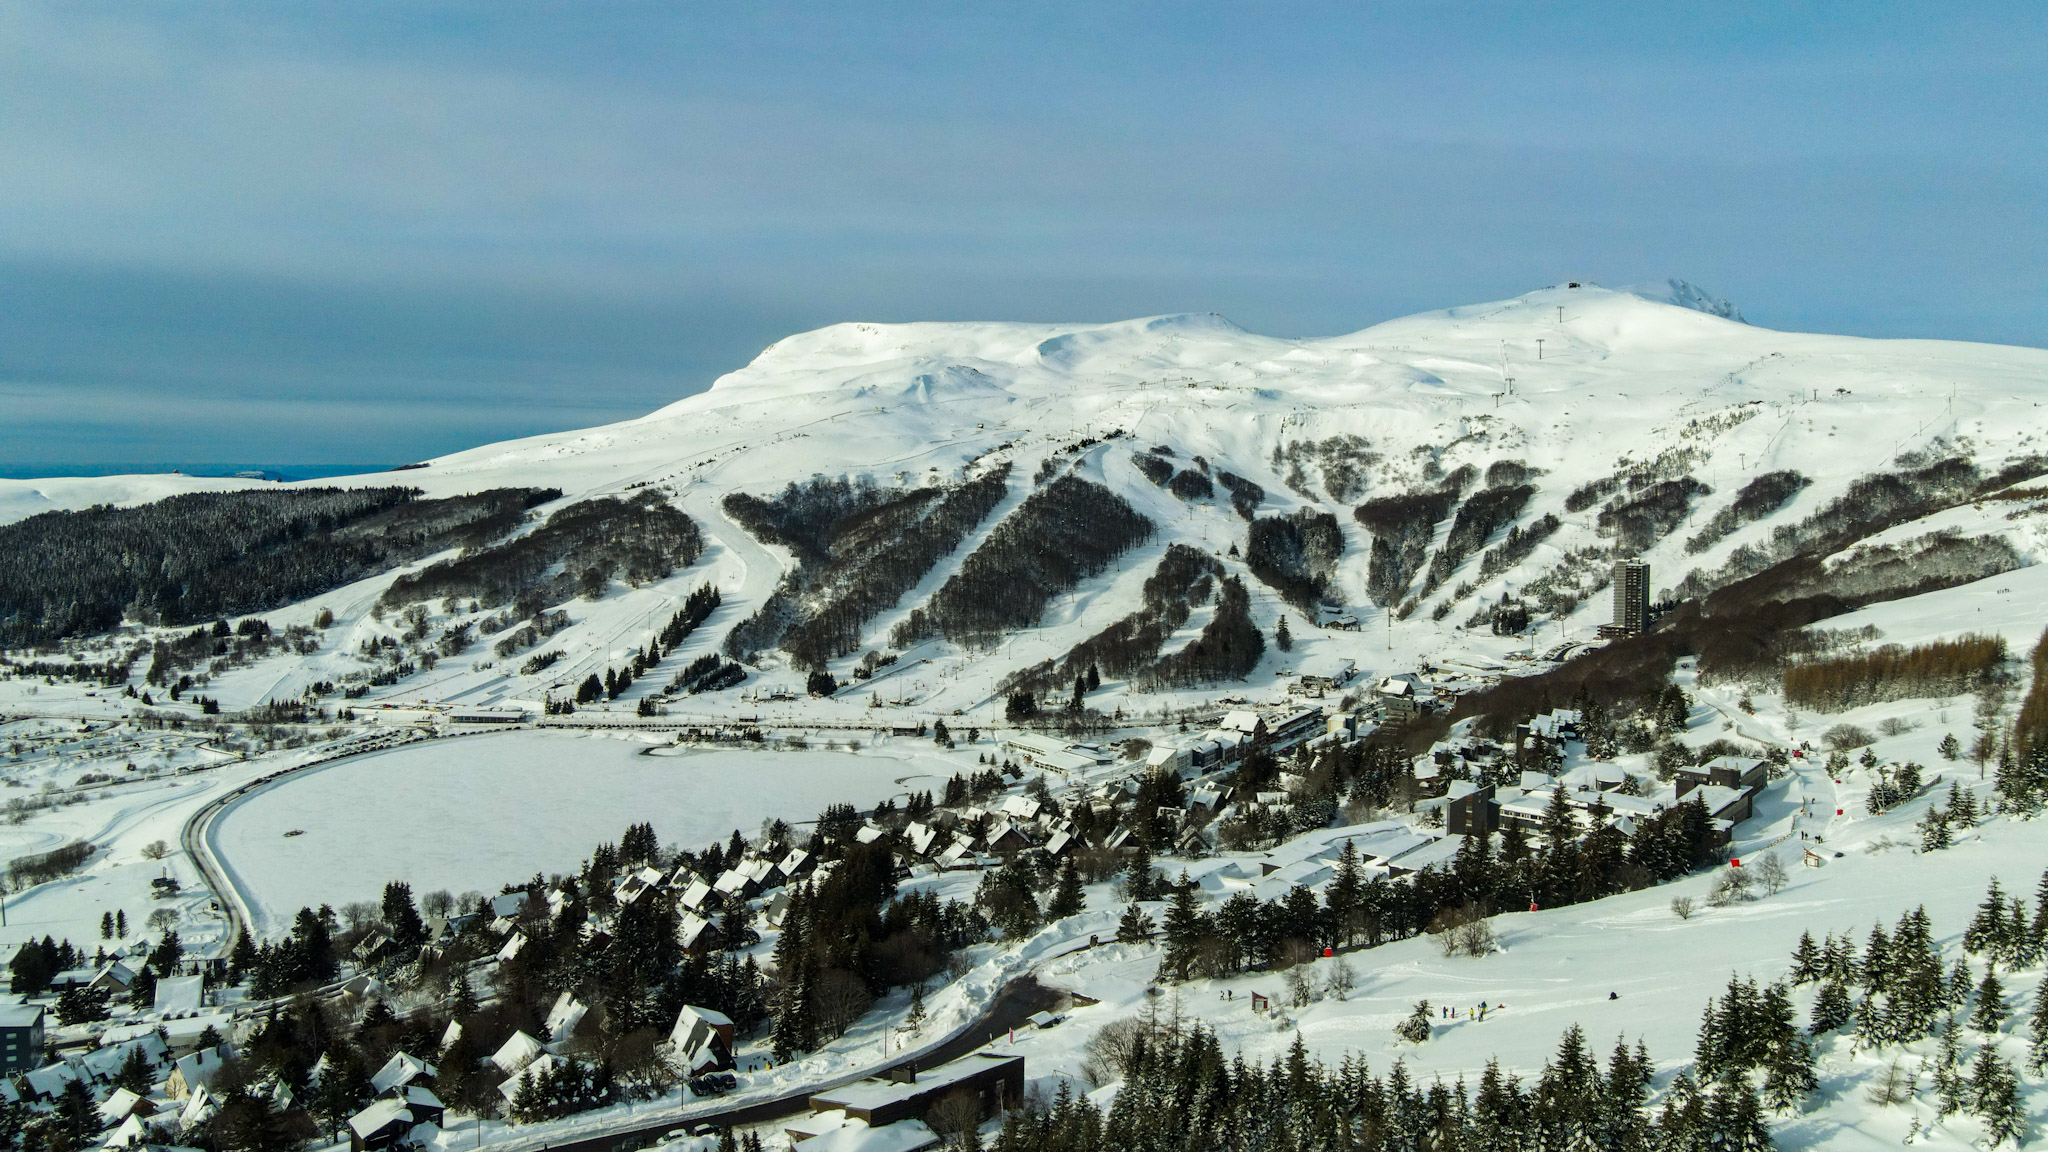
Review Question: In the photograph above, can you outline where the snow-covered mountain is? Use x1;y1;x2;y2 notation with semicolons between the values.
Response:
5;281;2046;719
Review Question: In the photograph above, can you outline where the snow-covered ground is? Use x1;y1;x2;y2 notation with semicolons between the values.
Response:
208;731;963;934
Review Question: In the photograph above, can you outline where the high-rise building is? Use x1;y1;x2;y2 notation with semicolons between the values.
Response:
1610;559;1650;636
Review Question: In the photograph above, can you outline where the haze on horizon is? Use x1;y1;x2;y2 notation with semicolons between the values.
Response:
1;3;2043;471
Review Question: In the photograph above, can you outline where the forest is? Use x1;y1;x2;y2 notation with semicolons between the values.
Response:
894;476;1153;649
1420;482;1534;596
1245;509;1345;611
1684;470;1809;554
0;486;556;646
382;491;699;611
1597;477;1709;556
1782;633;2007;712
1353;488;1457;607
1138;575;1265;689
1005;544;1224;698
723;468;1012;667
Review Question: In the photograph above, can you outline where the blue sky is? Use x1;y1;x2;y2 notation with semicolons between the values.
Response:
2;3;2043;469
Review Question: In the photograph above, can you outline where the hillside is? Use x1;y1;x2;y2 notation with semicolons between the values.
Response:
4;280;2045;728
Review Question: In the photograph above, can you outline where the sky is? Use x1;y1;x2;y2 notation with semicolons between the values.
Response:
2;3;2043;471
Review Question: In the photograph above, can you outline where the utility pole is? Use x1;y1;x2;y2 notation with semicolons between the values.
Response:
1536;339;1544;361
1556;306;1564;324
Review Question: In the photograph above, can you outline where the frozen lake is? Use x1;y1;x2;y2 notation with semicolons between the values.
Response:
210;730;951;934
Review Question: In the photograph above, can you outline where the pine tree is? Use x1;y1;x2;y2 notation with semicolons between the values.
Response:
452;972;478;1019
1275;616;1292;652
1048;858;1085;919
1761;1031;1817;1112
1970;1047;2027;1147
1939;732;1961;760
1395;1000;1433;1044
1704;1075;1773;1152
905;981;926;1033
1965;878;2008;956
1933;1015;1966;1118
1918;807;1951;852
1788;931;1821;985
2027;983;2048;1076
99;912;113;940
1115;904;1155;943
115;910;127;937
1809;980;1853;1035
1123;842;1156;901
1971;971;2009;1032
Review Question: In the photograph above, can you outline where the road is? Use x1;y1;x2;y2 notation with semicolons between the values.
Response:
536;976;1063;1152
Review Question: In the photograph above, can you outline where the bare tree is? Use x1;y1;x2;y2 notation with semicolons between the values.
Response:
1752;853;1789;896
420;890;456;919
1323;956;1357;1001
812;968;873;1040
147;907;179;932
1670;895;1696;921
925;1089;983;1148
140;841;170;861
340;901;382;933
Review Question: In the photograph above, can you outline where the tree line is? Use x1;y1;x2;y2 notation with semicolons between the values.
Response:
383;491;699;612
0;486;555;646
1782;633;2006;712
893;475;1153;649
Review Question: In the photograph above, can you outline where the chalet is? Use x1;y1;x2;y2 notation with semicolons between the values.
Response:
544;992;588;1042
809;1053;1025;1129
497;1053;558;1105
981;821;1033;855
1314;604;1361;631
347;1085;446;1152
904;823;940;857
998;795;1043;822
96;1087;155;1127
669;1005;735;1074
777;848;812;880
489;1031;545;1077
1042;829;1075;857
678;913;715;952
678;878;715;913
166;1046;231;1099
370;1052;435;1096
153;975;205;1017
488;892;532;919
495;932;526;963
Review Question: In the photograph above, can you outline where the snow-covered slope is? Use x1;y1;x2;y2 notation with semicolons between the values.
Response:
6;282;2046;718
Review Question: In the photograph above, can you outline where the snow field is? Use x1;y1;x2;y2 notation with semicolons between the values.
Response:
207;731;958;934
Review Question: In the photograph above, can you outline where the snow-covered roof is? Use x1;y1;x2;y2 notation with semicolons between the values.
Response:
497;1053;559;1104
350;1097;413;1140
543;992;587;1041
490;1031;545;1076
152;974;203;1017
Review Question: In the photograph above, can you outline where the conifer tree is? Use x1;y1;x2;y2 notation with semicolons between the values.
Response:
1972;971;2009;1032
1705;1075;1774;1152
1809;980;1853;1036
1047;858;1085;920
1932;1015;1967;1118
2026;983;2048;1076
1115;904;1155;943
1789;931;1821;985
1918;807;1951;851
1395;1000;1433;1044
1970;1046;2026;1147
1965;878;2008;956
